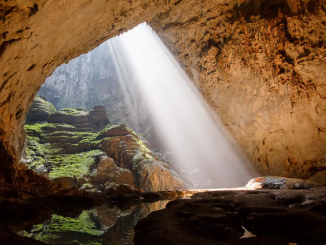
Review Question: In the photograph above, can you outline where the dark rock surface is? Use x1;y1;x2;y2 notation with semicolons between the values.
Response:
134;189;326;245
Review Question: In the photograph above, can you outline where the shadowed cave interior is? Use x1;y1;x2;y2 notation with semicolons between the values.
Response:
1;1;326;245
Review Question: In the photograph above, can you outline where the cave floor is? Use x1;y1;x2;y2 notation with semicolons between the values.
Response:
134;188;326;245
0;188;325;245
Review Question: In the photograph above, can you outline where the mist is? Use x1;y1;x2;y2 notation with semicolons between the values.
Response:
107;23;258;188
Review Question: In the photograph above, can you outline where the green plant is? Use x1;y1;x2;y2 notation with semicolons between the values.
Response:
139;126;151;140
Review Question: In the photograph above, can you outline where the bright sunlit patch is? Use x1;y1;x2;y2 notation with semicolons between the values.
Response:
240;226;257;239
107;23;259;188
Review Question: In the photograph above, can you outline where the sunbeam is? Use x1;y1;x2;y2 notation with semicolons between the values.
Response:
107;23;259;188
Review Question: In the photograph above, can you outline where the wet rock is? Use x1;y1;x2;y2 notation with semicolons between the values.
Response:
245;177;322;189
134;189;326;245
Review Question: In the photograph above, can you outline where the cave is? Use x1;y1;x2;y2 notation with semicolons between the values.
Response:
1;0;326;244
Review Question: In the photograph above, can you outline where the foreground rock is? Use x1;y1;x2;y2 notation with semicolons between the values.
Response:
245;176;323;189
134;188;326;245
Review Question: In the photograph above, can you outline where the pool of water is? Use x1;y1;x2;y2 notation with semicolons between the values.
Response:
19;200;169;245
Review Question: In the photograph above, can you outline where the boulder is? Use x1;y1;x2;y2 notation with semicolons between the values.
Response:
48;108;89;124
89;106;110;128
245;176;323;190
91;156;134;185
47;106;110;130
25;96;56;124
136;158;184;192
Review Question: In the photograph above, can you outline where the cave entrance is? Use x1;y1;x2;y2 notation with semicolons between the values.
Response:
25;23;257;192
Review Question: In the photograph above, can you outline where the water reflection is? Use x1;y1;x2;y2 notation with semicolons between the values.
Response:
21;201;169;245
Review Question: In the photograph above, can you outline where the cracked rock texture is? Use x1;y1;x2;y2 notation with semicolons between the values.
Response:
1;0;326;183
150;0;326;181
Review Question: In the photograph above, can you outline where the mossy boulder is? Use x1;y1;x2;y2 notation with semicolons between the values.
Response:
25;96;57;124
48;108;89;124
48;106;110;130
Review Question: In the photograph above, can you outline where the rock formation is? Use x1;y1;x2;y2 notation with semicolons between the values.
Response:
24;98;183;192
1;0;326;185
25;96;56;124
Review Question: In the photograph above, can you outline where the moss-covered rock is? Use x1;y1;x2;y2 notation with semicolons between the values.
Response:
48;106;110;130
22;211;105;244
25;96;57;124
24;105;183;191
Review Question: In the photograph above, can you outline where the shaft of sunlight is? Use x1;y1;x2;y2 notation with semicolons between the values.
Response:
108;23;258;188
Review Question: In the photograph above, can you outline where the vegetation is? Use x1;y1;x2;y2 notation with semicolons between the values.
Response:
24;102;155;191
48;150;104;179
25;96;57;124
139;126;151;140
22;210;105;244
59;108;88;116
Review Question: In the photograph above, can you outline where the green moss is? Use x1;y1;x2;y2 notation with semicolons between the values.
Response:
23;210;104;244
59;108;88;116
49;131;95;138
139;126;151;140
75;107;85;111
25;123;78;134
25;123;45;135
49;150;105;179
34;96;56;112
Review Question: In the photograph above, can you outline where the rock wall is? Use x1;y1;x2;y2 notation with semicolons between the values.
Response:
1;0;326;183
150;0;326;180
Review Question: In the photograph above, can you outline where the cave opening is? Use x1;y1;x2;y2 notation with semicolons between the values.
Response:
1;0;326;244
16;22;260;245
26;22;258;192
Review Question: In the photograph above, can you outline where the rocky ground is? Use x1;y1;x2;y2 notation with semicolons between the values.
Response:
134;187;326;245
0;170;324;245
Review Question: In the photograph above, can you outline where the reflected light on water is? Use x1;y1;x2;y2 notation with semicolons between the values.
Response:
107;23;259;188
